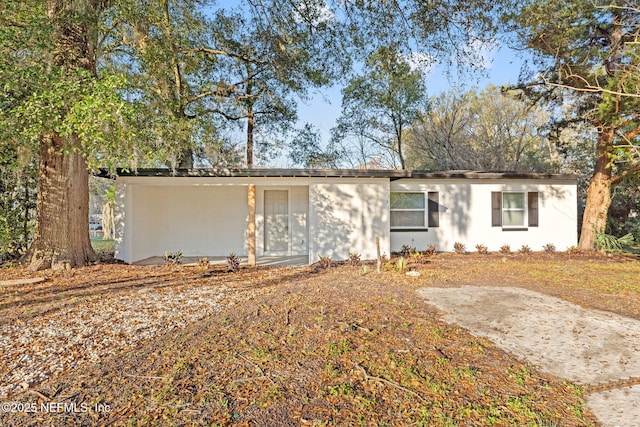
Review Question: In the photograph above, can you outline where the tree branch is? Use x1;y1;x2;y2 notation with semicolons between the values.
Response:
193;109;246;121
612;164;640;186
182;47;264;65
541;76;640;99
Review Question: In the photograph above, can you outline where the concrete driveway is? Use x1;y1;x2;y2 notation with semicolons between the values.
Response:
418;286;640;427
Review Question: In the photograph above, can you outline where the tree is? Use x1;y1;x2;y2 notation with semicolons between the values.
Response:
1;0;105;270
405;86;557;172
287;124;340;168
0;145;37;262
503;0;640;249
195;6;348;167
107;0;223;169
1;0;138;270
331;46;426;169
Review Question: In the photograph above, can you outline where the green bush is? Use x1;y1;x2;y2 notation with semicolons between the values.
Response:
594;233;635;252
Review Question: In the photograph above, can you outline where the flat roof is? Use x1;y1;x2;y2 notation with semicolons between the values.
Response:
98;168;577;181
99;168;410;179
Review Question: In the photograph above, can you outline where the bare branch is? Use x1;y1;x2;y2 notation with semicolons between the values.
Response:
182;47;264;65
611;163;640;186
541;76;640;99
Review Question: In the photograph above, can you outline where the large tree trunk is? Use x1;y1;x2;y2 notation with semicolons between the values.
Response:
578;126;615;250
28;133;96;271
26;0;105;270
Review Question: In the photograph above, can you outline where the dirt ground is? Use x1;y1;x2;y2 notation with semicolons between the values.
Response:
0;252;638;426
418;286;640;427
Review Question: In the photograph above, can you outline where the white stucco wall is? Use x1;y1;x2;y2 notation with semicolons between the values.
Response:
115;179;249;262
114;174;575;263
115;176;390;264
390;178;578;253
309;180;390;262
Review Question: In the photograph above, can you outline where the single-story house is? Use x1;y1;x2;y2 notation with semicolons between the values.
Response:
110;168;578;264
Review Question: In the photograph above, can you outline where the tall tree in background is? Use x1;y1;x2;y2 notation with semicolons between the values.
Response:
331;46;426;169
405;86;556;172
111;0;225;169
287;124;340;168
201;6;348;167
0;146;37;261
504;1;640;249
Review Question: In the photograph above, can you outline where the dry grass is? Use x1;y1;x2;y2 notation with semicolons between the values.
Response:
1;252;638;426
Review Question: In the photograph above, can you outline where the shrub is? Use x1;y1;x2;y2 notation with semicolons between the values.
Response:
566;245;581;255
396;257;407;271
594;232;635;252
475;244;488;254
382;260;396;271
453;242;466;254
499;244;511;254
348;252;361;266
318;255;332;269
424;245;436;256
227;252;240;272
410;252;429;264
543;243;556;253
164;250;182;265
518;245;532;254
400;244;415;257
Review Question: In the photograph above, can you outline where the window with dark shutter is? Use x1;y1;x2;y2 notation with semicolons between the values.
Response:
491;192;502;227
428;192;439;228
390;192;425;229
528;192;539;227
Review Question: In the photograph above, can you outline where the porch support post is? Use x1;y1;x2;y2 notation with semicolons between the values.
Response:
247;184;256;266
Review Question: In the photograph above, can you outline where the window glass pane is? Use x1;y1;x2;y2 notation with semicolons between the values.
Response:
503;210;525;226
391;211;425;227
503;192;524;209
390;192;425;209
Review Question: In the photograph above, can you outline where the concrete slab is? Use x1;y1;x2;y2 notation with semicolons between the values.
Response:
417;286;640;427
587;385;640;427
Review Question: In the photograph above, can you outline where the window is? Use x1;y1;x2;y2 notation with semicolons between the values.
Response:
391;192;425;228
502;192;525;227
491;191;539;229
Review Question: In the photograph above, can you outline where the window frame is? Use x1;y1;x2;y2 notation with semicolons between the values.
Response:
390;192;427;230
501;191;526;228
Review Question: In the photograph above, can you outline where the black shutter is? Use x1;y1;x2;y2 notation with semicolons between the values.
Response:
428;192;439;228
528;192;539;227
491;192;502;227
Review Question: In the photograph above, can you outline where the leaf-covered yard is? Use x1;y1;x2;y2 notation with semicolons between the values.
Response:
1;253;639;426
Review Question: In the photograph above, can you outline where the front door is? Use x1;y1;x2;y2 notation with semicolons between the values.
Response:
264;190;289;253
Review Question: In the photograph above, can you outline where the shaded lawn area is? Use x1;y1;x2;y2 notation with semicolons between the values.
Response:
90;236;115;253
1;252;638;426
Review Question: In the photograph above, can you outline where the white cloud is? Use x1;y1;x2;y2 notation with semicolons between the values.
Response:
460;38;499;71
406;52;437;74
292;0;335;26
